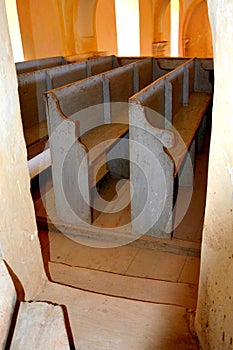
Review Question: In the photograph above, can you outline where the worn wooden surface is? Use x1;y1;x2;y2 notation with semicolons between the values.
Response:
170;92;212;173
16;56;66;74
24;120;48;147
10;302;70;350
80;123;128;166
0;260;16;350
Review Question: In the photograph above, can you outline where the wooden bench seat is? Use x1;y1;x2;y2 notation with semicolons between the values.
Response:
129;58;213;238
170;91;212;172
23;121;48;160
80;123;129;188
80;123;129;166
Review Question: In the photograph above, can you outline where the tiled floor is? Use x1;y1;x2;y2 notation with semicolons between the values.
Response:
40;230;200;284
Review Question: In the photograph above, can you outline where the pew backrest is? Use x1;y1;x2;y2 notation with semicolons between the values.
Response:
134;58;154;91
87;55;119;76
104;64;135;102
16;56;66;74
18;70;47;128
103;64;135;122
166;65;185;117
133;58;172;92
130;59;195;129
132;77;166;129
46;61;88;90
46;75;105;137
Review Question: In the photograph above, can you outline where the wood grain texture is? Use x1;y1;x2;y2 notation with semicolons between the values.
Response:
80;123;128;165
0;261;16;350
10;302;69;350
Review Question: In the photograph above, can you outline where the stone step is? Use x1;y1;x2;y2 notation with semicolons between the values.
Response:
0;260;16;349
10;302;70;350
49;261;198;309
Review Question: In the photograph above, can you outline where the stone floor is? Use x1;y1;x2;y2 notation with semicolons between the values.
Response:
31;131;210;349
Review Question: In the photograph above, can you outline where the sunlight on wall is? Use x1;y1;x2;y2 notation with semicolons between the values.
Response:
5;0;24;62
115;0;140;56
170;0;179;56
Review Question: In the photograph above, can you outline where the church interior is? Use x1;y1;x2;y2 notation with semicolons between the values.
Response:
1;0;233;349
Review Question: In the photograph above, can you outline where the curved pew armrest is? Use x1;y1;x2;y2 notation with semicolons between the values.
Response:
45;91;82;141
129;98;175;149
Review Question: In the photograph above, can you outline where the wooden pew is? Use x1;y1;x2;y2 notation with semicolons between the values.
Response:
16;56;67;74
45;64;137;225
133;57;188;91
44;58;197;227
129;58;213;238
18;55;139;167
0;260;69;349
18;55;210;182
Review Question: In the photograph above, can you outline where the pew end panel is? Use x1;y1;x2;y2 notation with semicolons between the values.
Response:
132;77;167;130
51;75;105;136
129;98;175;237
45;90;92;225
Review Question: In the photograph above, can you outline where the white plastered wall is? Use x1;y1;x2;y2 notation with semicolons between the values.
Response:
195;1;233;349
0;0;47;299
